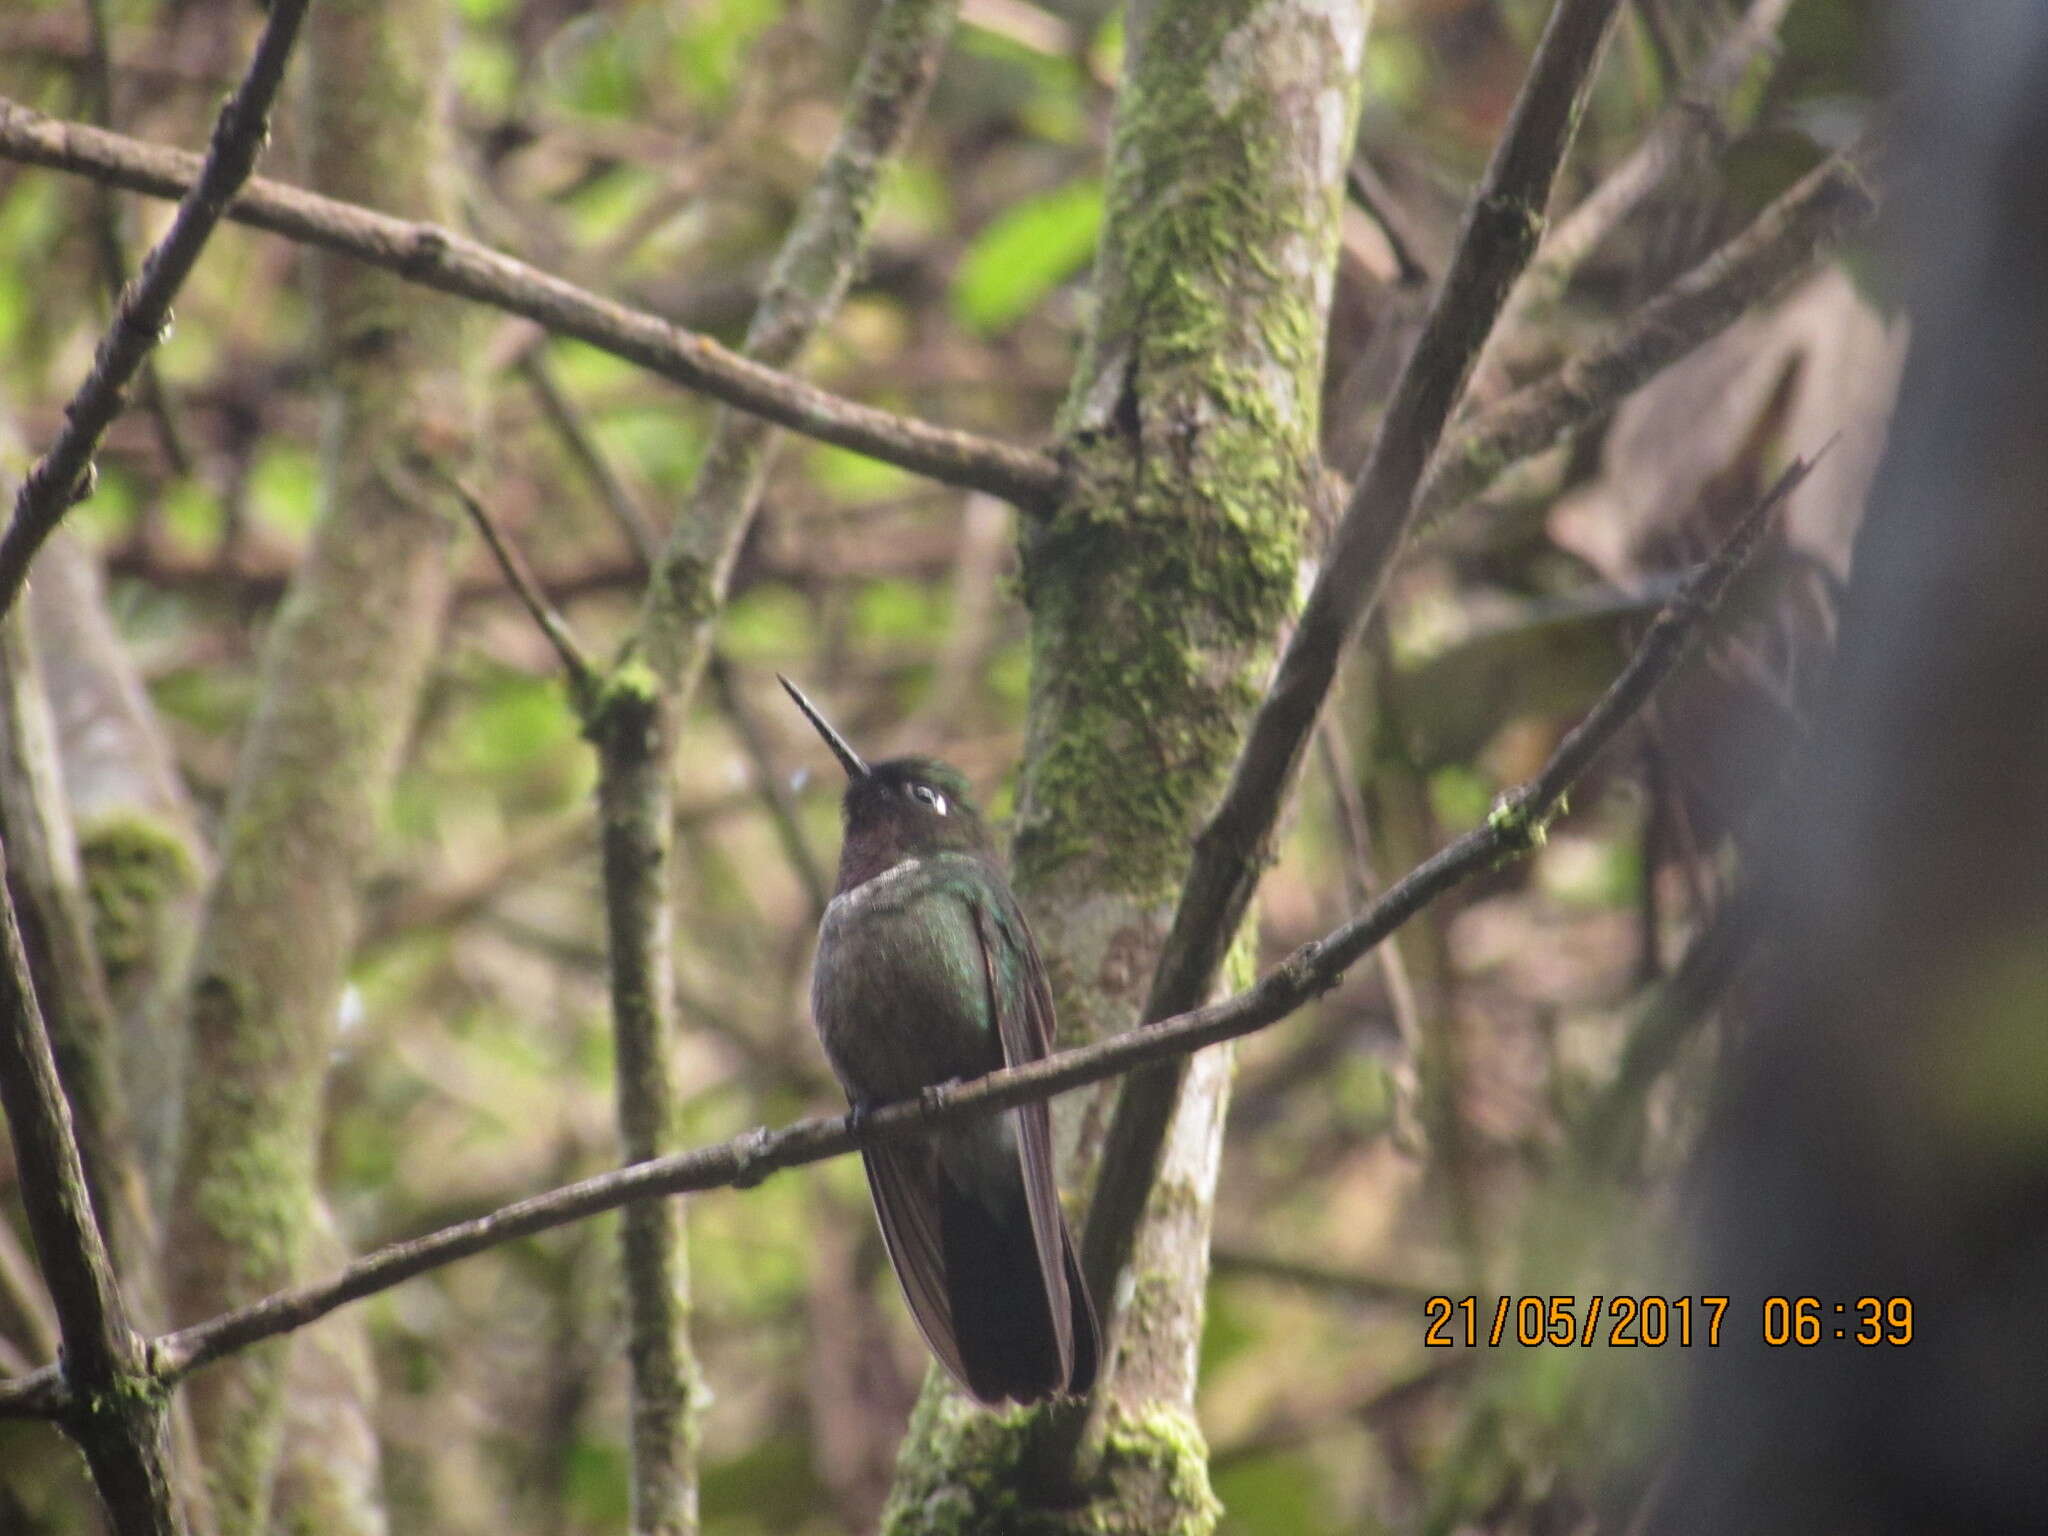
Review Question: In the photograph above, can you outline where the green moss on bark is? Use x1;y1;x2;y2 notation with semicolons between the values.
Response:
1016;0;1362;904
879;1389;1219;1536
77;811;198;979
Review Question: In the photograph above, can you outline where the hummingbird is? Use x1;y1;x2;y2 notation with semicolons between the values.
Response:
780;676;1099;1404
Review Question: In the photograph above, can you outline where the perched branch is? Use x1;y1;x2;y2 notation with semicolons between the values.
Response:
1080;0;1627;1329
0;2;310;618
1418;142;1878;524
0;97;1066;512
0;456;1797;1425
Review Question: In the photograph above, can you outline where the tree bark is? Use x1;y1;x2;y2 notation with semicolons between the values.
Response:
25;534;204;1194
881;2;1368;1528
159;0;472;1526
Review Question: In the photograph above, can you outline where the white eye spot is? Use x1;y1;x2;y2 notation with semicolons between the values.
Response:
910;783;948;816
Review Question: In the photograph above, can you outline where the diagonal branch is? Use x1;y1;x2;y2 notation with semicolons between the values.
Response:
1419;141;1878;525
0;3;310;619
0;96;1066;513
515;348;660;563
0;456;1800;1427
1078;0;1627;1325
423;464;599;695
0;843;178;1533
1486;0;1797;358
78;0;192;480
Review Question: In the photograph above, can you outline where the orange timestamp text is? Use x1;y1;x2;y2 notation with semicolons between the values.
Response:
1760;1295;1913;1345
1424;1294;1728;1348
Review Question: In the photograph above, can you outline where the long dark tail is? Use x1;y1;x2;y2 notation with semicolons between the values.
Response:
863;1142;1099;1404
941;1173;1098;1403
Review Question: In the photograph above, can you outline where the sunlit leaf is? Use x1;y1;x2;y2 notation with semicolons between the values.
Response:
806;440;913;498
248;441;320;538
853;578;947;646
952;177;1102;335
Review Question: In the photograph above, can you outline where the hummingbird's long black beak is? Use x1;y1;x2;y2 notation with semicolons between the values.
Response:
778;675;869;780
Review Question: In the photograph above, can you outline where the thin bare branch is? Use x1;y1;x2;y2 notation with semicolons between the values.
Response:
1488;0;1796;355
1573;892;1764;1170
0;96;1066;512
1419;142;1878;524
0;2;311;618
0;455;1794;1426
77;0;192;479
0;847;177;1528
1209;1243;1444;1306
636;0;961;700
0;607;156;1306
515;348;659;564
423;465;599;694
1079;0;1627;1329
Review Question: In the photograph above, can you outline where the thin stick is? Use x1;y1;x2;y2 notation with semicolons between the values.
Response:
597;8;961;1529
0;455;1799;1425
0;3;311;618
1486;0;1796;356
1418;142;1877;525
0;97;1066;513
0;850;177;1527
77;0;192;479
422;466;598;694
515;348;659;564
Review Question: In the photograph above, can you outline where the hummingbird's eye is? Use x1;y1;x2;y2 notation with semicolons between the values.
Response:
909;783;948;815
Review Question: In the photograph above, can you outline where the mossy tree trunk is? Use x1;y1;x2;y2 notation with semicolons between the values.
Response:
158;0;472;1529
881;2;1369;1530
25;534;205;1195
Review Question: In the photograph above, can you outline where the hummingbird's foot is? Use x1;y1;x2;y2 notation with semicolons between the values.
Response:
845;1097;876;1138
919;1078;966;1116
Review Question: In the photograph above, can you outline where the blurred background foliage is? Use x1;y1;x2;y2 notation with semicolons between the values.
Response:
0;0;1889;1531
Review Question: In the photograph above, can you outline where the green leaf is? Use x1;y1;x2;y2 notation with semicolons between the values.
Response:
671;0;780;111
455;670;581;778
853;578;947;646
720;585;813;662
161;478;223;558
952;178;1102;335
248;441;320;539
805;440;912;498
